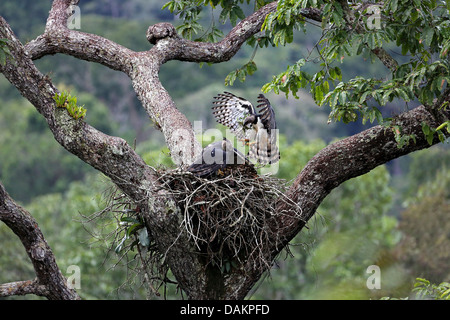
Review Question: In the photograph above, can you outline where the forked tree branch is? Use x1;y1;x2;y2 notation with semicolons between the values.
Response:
23;1;282;166
0;16;155;202
1;0;448;300
0;182;80;300
23;0;399;166
230;102;449;298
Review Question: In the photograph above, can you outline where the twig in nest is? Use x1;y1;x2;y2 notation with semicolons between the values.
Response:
79;166;304;298
156;168;304;276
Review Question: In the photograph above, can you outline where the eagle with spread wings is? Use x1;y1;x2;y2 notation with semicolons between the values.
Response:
211;92;280;165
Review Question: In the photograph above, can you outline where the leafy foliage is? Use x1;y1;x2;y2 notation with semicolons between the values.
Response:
162;0;253;40
260;0;450;145
382;278;450;300
54;90;87;120
412;278;450;300
254;139;402;299
1;0;449;300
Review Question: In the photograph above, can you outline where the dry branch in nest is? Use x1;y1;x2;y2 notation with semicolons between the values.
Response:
155;167;304;275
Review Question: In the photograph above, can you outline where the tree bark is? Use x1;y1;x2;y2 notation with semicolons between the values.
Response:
0;182;80;299
0;0;448;300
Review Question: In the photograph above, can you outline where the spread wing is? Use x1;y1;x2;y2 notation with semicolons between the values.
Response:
256;94;277;133
249;94;280;164
212;92;257;140
249;132;280;165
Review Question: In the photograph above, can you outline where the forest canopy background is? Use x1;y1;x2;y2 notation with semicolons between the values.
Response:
0;0;449;299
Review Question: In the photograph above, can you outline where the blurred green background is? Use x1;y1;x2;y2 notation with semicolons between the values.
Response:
0;0;448;299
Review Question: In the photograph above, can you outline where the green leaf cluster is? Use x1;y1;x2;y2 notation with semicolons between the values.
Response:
412;278;450;300
53;90;87;120
162;0;264;41
260;0;450;147
422;120;450;145
225;60;257;86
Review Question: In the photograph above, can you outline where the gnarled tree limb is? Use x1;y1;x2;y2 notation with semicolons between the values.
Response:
1;0;448;300
0;182;80;300
22;1;285;167
231;103;449;299
0;13;205;300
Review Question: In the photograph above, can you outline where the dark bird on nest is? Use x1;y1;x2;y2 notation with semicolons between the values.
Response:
187;138;257;179
212;92;280;165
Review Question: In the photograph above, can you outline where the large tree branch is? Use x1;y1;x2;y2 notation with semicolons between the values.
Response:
0;182;80;300
22;1;286;166
24;0;200;166
0;16;151;202
1;14;208;300
147;2;278;63
230;101;449;299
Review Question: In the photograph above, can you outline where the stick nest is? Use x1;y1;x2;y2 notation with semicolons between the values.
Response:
155;167;303;274
82;167;303;297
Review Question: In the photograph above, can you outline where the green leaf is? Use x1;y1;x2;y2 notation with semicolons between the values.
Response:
437;130;446;143
427;132;435;145
332;11;342;27
314;84;323;103
359;91;370;104
338;91;347;105
246;61;257;75
322;80;330;94
330;90;340;108
381;89;393;105
219;7;230;24
423;27;434;47
284;8;291;25
415;278;430;287
230;5;245;26
126;222;143;237
440;288;450;299
225;70;237;86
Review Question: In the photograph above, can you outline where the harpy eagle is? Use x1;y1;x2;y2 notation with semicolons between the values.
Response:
211;92;280;165
187;138;257;179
